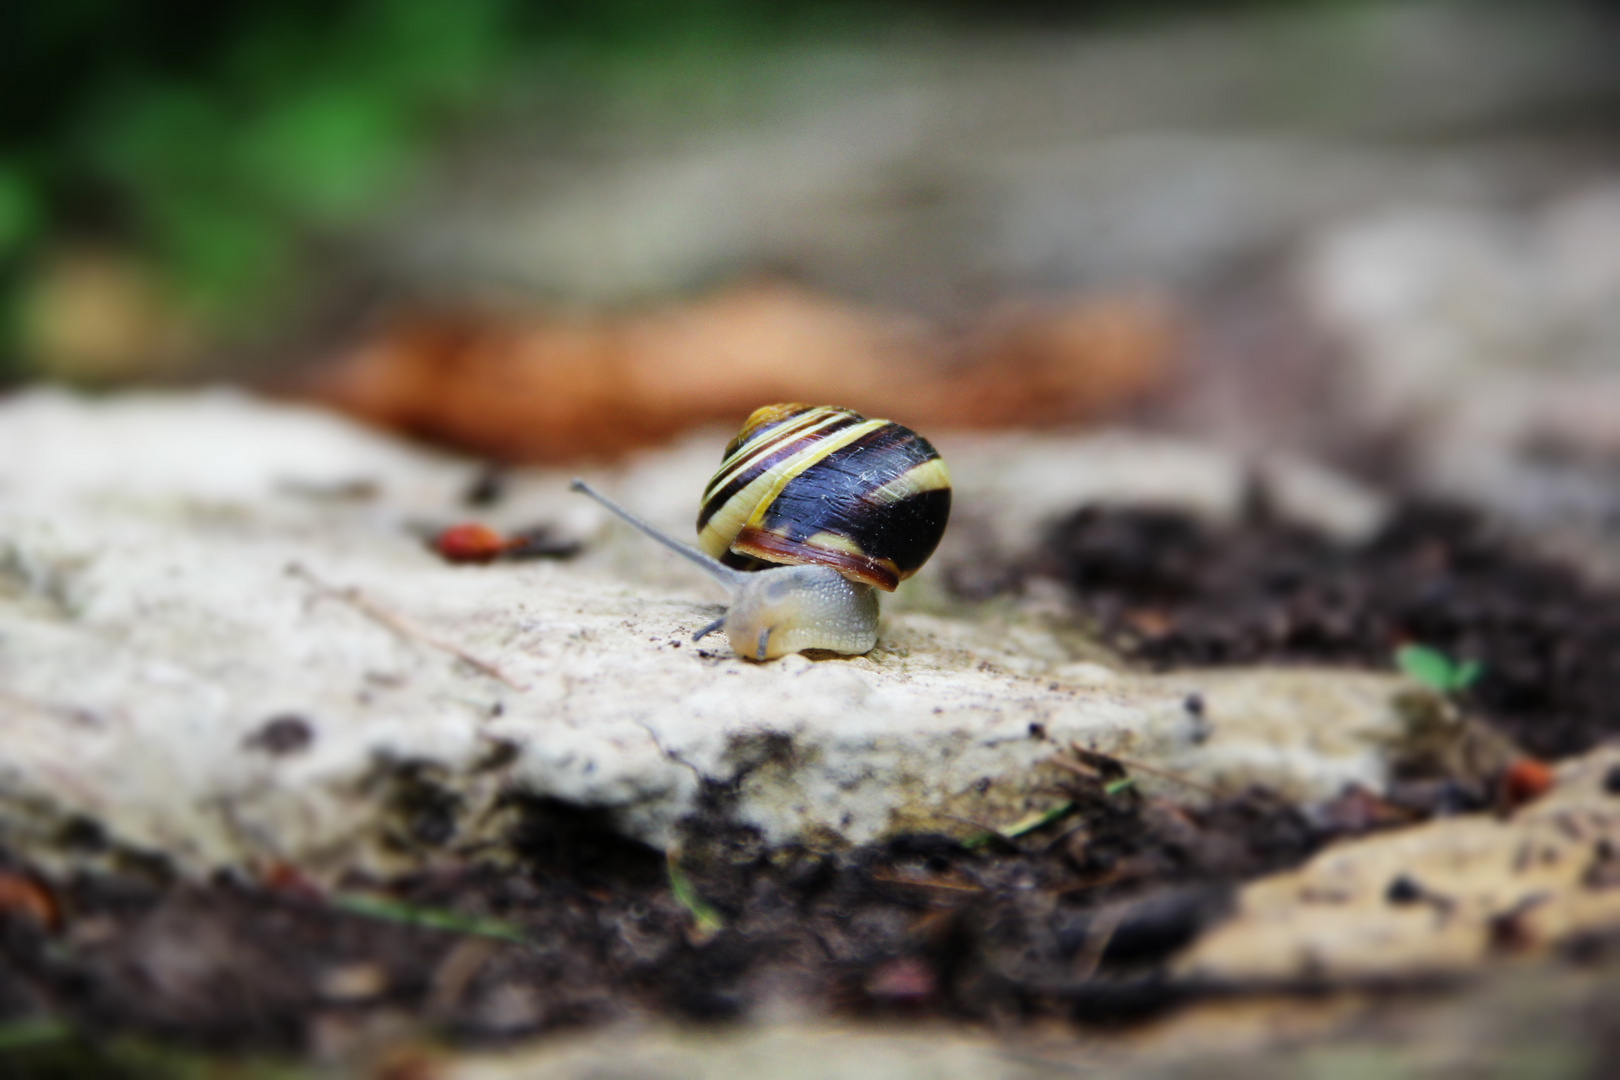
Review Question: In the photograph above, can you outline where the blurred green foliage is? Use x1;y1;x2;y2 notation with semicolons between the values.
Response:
3;0;532;339
0;0;1392;376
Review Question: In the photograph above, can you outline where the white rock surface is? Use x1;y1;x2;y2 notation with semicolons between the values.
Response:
0;391;1413;876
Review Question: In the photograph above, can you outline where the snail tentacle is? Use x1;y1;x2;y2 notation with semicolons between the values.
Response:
571;479;748;592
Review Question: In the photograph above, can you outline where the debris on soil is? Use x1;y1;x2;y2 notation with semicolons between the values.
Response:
0;768;1379;1058
1029;501;1620;759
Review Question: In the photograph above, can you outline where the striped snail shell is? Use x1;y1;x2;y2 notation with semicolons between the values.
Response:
697;404;952;592
571;403;950;661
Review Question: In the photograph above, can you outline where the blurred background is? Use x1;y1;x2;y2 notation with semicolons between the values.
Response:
7;0;1620;494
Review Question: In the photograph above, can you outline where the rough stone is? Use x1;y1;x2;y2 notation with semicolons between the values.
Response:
1175;745;1620;983
0;390;1414;876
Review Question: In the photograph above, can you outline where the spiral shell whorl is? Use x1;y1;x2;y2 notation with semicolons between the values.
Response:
696;404;951;591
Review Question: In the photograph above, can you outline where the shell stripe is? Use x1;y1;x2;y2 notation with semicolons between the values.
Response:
865;456;952;503
740;418;890;531
703;406;848;501
697;416;887;556
699;408;856;519
733;525;903;591
696;415;856;542
841;486;951;581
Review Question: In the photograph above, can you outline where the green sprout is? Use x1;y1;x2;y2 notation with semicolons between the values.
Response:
962;800;1078;850
1396;644;1482;695
667;853;725;938
330;892;526;943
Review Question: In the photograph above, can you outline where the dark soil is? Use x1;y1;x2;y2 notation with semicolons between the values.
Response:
0;777;1369;1065
1027;500;1620;760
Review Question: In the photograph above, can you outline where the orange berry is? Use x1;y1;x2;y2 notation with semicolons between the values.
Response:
0;871;61;931
1500;758;1555;810
432;522;508;564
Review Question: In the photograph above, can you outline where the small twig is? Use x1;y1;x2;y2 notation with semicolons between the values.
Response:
1053;864;1153;896
289;563;525;691
1071;903;1127;981
956;802;1080;850
1050;755;1105;781
426;936;498;1016
942;813;1004;849
1065;742;1225;800
867;872;985;894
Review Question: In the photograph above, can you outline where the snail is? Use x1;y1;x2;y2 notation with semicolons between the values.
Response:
571;403;951;661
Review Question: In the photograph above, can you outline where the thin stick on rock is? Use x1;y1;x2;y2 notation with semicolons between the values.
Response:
1065;742;1225;800
289;563;526;691
867;871;985;894
1071;903;1127;981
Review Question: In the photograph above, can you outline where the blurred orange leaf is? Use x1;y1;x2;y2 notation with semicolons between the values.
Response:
303;283;1177;462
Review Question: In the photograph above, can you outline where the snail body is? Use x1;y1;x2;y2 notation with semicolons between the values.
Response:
573;404;950;661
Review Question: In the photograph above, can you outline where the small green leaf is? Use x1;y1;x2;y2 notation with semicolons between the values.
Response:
1003;800;1078;839
331;893;526;942
1397;644;1483;694
667;853;724;937
1451;658;1483;691
964;801;1079;849
1104;777;1136;796
1396;644;1456;693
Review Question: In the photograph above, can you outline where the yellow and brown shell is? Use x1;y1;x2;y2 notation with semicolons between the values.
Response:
696;404;951;591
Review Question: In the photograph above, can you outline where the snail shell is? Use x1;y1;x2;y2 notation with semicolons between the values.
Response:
696;404;952;591
571;404;949;661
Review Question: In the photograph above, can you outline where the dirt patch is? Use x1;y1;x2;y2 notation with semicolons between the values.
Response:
1026;501;1620;760
0;773;1364;1062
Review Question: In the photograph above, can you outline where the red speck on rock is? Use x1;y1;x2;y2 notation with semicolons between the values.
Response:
432;522;509;564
